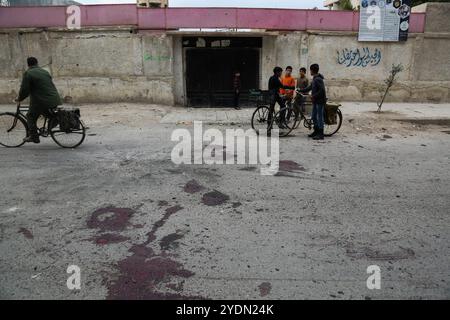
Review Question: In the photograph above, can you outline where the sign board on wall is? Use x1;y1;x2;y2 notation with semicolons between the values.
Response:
358;0;412;41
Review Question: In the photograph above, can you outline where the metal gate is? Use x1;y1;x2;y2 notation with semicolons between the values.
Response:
184;37;261;107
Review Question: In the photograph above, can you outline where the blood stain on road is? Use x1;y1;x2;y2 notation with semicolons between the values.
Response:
183;179;205;194
91;233;130;245
107;244;202;300
18;228;33;239
258;282;272;297
87;207;134;232
145;205;183;244
106;204;204;300
278;160;306;172
201;190;230;206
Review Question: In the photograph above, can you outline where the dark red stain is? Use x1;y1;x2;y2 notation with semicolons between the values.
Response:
183;179;205;194
160;233;184;251
87;207;134;232
107;244;201;300
106;204;204;300
258;282;272;297
91;233;130;246
18;228;33;239
145;205;183;244
201;190;230;206
275;160;307;178
279;160;305;172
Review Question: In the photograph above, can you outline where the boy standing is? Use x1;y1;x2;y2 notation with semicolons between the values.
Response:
300;64;327;140
296;67;309;90
280;66;295;106
233;71;241;110
296;67;309;114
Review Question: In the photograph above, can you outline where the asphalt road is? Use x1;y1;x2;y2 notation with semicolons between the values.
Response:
0;104;449;299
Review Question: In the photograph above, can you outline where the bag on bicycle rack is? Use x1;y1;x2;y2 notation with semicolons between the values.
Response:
57;108;80;132
324;103;340;125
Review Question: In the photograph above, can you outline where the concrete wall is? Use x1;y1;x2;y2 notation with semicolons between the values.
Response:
1;28;450;105
0;4;449;105
0;29;175;105
264;31;450;102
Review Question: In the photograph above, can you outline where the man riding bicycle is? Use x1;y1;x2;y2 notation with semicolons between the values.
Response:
15;57;62;144
268;66;295;129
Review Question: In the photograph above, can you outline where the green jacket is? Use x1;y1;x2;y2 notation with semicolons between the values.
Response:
18;66;62;109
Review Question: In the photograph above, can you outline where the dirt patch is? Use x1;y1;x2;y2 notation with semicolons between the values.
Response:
158;200;169;207
160;232;184;251
367;110;403;116
346;246;415;261
395;119;450;127
165;168;184;174
232;202;242;208
239;166;257;172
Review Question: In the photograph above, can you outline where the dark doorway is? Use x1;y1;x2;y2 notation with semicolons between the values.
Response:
184;37;261;107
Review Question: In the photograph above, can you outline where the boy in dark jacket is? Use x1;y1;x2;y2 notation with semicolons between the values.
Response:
268;66;295;128
300;63;327;140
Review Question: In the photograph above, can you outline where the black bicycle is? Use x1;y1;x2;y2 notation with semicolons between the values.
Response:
0;103;86;148
250;90;272;135
251;90;343;137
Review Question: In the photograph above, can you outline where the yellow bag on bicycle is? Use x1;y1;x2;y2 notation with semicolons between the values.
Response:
324;103;340;125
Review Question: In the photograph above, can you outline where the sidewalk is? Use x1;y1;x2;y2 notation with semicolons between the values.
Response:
1;102;449;126
160;102;450;124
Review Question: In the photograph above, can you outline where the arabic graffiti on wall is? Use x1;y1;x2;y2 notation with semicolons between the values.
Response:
337;47;382;67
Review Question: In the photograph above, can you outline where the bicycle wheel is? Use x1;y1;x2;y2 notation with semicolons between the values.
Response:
324;109;343;137
285;107;300;133
50;117;86;148
0;113;27;148
251;105;270;135
270;110;295;137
